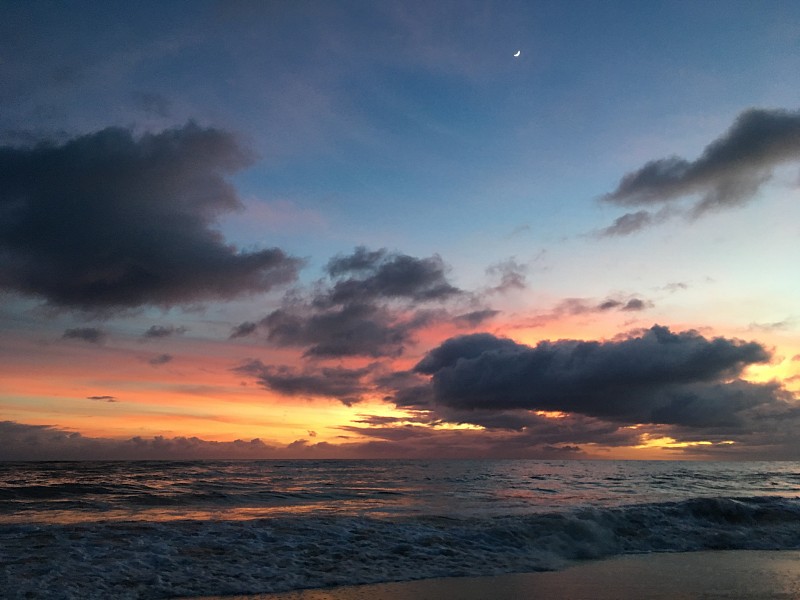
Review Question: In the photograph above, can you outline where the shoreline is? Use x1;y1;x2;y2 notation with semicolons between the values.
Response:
184;549;800;600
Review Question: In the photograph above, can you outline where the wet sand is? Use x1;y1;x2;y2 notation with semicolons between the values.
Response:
187;549;800;599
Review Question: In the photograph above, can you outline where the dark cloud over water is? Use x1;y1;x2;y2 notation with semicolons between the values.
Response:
413;326;789;430
0;123;301;311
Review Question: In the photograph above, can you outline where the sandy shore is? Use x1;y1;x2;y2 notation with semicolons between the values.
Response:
186;550;800;599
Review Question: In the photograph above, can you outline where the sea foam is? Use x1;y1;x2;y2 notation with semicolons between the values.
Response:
2;495;800;599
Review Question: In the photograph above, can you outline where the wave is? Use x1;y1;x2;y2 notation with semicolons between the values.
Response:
2;495;800;599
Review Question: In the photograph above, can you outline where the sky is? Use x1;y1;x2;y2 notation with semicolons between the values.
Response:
1;0;800;461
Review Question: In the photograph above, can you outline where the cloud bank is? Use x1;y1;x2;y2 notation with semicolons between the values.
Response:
414;326;778;427
0;123;301;310
394;325;800;455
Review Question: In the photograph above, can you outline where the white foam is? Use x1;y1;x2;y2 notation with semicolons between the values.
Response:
2;496;800;599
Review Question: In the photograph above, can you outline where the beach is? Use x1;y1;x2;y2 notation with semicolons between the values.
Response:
189;550;800;600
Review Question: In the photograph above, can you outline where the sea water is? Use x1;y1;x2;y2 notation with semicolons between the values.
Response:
1;460;800;598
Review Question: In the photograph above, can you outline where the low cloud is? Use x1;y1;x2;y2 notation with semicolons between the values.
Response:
0;420;589;460
413;326;791;431
0;123;301;311
521;296;652;327
0;421;279;461
601;107;800;233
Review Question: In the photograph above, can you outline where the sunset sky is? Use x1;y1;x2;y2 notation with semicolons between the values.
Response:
2;0;800;460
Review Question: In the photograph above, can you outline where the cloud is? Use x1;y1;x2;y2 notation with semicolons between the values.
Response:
131;91;172;118
413;325;788;430
234;359;376;406
453;309;500;328
62;327;105;343
0;123;301;311
603;108;800;217
0;419;589;460
0;421;281;461
521;296;653;327
148;353;173;366
247;247;464;358
485;258;527;293
230;321;258;339
143;325;186;339
86;395;117;402
597;210;653;237
263;303;423;358
320;246;461;306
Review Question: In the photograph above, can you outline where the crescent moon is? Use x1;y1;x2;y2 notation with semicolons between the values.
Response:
513;50;521;57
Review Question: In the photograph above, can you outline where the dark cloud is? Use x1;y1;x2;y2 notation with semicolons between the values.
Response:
86;395;117;402
148;353;173;366
0;420;589;461
230;321;258;339
597;210;653;236
603;108;800;216
62;327;105;343
234;359;376;406
414;326;787;430
621;298;648;311
453;309;500;328
253;247;463;358
319;247;461;306
486;258;527;293
143;325;186;339
0;123;301;311
415;333;522;374
0;421;282;461
373;369;435;408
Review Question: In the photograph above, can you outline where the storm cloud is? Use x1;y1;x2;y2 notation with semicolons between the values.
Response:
602;108;800;232
413;326;789;429
0;123;301;310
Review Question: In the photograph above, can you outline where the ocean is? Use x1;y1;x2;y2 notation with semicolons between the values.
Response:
2;460;800;599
